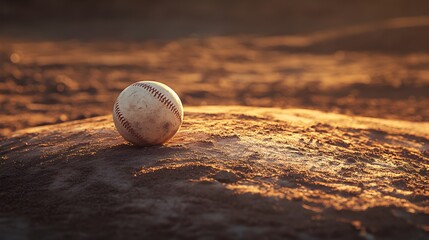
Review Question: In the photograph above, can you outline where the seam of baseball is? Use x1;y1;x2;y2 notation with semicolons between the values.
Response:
132;82;182;122
114;101;147;144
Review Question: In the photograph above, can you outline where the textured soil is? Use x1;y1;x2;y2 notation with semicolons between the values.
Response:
1;29;429;136
1;106;428;239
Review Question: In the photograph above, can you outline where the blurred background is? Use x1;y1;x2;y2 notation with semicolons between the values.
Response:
1;0;429;136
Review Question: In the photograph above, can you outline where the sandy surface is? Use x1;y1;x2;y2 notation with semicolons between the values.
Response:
0;106;428;239
1;31;429;136
1;11;429;136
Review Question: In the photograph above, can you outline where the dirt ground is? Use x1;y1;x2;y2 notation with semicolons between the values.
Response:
1;3;429;137
1;106;428;239
1;30;429;136
1;1;429;239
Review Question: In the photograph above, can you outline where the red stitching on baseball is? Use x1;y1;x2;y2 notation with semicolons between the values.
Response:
132;82;182;121
114;101;147;144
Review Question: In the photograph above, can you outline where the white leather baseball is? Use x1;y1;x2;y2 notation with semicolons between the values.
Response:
113;81;183;146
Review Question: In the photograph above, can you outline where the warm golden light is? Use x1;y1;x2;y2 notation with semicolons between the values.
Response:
0;1;428;239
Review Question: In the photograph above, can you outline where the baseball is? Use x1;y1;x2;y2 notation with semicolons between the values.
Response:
113;81;183;146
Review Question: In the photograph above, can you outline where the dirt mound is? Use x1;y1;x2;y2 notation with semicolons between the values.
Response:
1;106;428;239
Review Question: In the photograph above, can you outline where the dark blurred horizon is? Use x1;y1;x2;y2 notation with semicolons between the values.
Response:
2;0;429;41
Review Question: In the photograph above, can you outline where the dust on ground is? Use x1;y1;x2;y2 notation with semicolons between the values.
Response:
1;29;429;136
1;106;428;239
1;1;429;136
